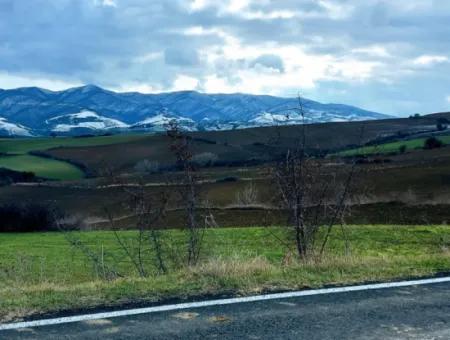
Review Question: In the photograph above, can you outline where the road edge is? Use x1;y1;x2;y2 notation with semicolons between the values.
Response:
1;276;450;331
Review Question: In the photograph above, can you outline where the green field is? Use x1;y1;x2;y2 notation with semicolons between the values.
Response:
0;134;148;155
0;154;85;180
1;225;449;322
339;135;450;156
0;134;149;180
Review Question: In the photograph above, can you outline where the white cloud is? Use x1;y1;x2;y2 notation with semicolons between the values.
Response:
0;72;81;91
114;83;160;93
190;0;351;20
181;26;230;41
197;33;382;95
134;52;163;63
240;9;299;20
171;75;199;91
116;76;200;94
446;96;450;104
94;0;117;7
412;55;449;66
202;75;237;93
317;0;354;20
189;0;212;11
352;45;390;58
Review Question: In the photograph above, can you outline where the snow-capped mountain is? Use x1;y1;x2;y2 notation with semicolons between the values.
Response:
46;110;128;132
0;85;392;136
0;117;32;136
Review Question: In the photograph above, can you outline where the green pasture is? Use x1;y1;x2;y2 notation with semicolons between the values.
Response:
339;135;450;156
0;134;149;180
0;154;84;180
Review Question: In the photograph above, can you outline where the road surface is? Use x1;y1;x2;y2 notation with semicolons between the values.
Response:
2;281;450;339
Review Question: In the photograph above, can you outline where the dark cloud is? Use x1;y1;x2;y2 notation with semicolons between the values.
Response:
164;48;199;66
251;54;284;72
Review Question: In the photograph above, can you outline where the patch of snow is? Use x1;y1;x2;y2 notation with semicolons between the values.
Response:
250;112;290;124
48;110;109;122
133;113;197;131
137;113;194;126
48;110;128;131
0;117;32;136
248;111;305;126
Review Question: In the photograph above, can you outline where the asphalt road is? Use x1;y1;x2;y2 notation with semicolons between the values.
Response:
2;281;450;339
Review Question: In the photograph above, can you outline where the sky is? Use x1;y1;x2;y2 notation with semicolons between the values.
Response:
1;0;450;116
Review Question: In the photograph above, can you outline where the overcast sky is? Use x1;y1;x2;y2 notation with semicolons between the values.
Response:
1;0;450;115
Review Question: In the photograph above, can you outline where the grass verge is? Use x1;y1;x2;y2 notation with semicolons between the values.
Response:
0;225;449;322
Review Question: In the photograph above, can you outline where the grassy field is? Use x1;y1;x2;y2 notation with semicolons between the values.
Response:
339;135;450;156
0;134;148;155
1;225;449;322
0;135;148;180
0;154;84;180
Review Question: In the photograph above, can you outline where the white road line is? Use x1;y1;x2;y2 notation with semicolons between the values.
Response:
1;276;450;331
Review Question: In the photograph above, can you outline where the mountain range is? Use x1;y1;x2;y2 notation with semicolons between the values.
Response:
0;85;391;136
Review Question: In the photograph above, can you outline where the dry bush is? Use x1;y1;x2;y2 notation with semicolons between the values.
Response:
134;159;160;174
235;182;259;206
270;95;361;260
192;152;218;167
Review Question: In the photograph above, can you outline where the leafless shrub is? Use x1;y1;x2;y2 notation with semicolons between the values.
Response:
134;159;160;174
191;152;218;167
104;175;170;276
235;182;259;206
56;219;122;281
57;167;171;279
201;198;219;228
270;95;361;260
167;121;206;266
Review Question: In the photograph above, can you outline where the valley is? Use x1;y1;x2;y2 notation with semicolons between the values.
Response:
1;111;449;225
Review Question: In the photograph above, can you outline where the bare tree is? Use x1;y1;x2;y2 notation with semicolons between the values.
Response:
166;121;205;266
271;95;360;260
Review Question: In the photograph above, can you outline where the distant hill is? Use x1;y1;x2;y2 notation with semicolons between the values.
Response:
40;111;450;176
0;85;391;136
